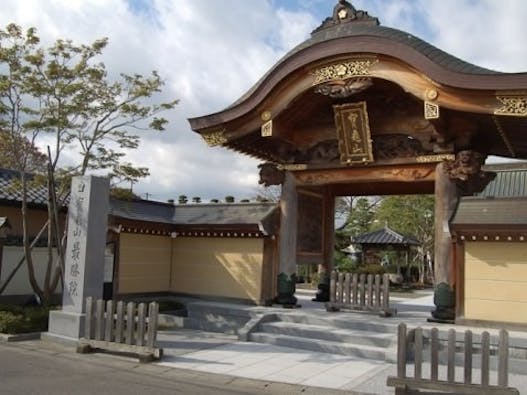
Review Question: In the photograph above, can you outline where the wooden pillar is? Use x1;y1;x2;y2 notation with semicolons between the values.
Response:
431;151;495;322
276;172;298;306
313;189;334;302
431;161;461;321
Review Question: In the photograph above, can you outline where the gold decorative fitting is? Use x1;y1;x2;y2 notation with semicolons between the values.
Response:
416;154;455;163
494;95;527;116
425;89;438;101
312;58;378;85
279;164;308;171
424;101;440;119
333;101;374;165
261;119;273;137
261;111;272;122
202;128;228;147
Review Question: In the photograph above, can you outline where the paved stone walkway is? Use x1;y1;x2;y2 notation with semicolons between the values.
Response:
156;292;527;394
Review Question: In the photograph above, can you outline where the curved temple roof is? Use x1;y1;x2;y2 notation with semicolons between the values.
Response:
189;1;527;162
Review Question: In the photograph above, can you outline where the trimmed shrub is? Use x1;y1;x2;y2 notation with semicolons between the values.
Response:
355;264;385;276
0;305;56;334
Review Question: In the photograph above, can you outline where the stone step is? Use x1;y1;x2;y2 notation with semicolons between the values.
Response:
275;312;397;334
259;321;394;348
249;332;396;362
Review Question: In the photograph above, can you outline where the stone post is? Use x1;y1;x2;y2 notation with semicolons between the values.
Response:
276;172;298;306
46;176;109;342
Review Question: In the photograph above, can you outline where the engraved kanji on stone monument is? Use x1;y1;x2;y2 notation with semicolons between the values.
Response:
47;176;109;341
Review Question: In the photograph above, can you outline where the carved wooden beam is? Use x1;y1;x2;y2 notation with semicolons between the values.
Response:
293;163;436;186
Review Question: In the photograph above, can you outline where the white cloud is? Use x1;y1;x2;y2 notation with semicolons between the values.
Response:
1;0;526;202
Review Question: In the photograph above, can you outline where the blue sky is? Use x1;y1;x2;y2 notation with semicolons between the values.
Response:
1;1;526;201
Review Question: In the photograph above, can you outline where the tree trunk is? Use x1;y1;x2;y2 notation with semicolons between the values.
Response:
21;171;44;301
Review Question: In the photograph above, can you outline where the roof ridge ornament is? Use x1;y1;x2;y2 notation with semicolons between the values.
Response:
313;0;379;34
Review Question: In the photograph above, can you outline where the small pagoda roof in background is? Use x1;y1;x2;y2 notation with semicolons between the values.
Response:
351;227;420;246
0;217;11;229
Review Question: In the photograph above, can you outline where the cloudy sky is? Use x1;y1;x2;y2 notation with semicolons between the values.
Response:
1;0;527;202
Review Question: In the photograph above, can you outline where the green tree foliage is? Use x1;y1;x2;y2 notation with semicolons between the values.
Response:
109;187;140;201
373;195;434;252
0;130;47;172
373;195;435;283
0;23;177;303
335;197;377;250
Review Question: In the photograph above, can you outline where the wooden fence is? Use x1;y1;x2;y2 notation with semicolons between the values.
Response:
77;297;162;363
387;323;519;395
325;271;396;317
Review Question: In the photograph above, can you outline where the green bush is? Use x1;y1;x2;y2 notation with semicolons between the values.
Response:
0;305;56;334
384;263;399;274
354;264;385;276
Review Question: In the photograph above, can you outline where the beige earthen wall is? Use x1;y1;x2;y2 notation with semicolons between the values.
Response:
464;242;527;324
170;237;264;304
118;233;171;293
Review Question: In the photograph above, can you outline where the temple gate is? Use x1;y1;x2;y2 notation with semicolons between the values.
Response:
189;1;527;321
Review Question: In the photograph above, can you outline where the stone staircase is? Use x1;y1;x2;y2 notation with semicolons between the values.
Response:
248;312;398;362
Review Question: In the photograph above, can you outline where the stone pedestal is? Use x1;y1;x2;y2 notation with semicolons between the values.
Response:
47;176;109;343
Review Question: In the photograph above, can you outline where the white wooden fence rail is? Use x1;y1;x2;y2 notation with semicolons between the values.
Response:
325;271;396;316
387;323;519;395
77;297;162;362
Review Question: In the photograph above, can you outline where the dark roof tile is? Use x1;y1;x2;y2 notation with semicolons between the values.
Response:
0;168;49;206
351;227;420;246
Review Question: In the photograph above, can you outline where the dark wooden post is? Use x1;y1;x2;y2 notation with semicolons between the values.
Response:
431;161;460;321
313;190;334;302
431;151;495;322
276;172;298;306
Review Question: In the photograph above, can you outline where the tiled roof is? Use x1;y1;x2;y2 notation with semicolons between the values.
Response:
229;21;500;109
173;203;277;226
109;199;278;233
1;168;278;231
351;227;420;246
454;164;527;226
109;199;175;225
452;198;527;226
477;163;527;198
0;168;49;206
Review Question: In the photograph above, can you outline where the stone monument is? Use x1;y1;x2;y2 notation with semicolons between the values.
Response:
46;176;109;343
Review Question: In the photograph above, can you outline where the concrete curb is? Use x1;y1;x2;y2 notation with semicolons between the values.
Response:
0;332;41;342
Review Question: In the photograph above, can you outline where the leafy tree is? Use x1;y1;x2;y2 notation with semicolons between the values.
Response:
0;23;177;303
178;195;188;204
224;195;235;203
373;195;435;283
335;197;377;251
254;184;281;203
110;187;140;201
0;130;47;171
191;196;201;203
